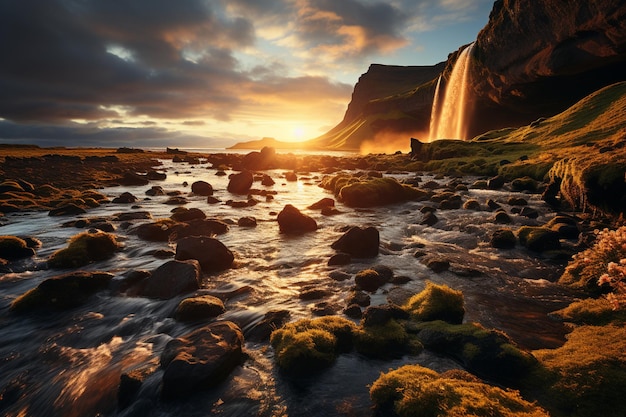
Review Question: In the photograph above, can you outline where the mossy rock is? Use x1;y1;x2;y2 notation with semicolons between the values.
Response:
533;324;626;417
270;316;357;374
11;271;114;312
517;226;561;252
415;321;538;385
491;229;517;249
549;298;626;326
404;282;465;324
174;295;225;322
0;235;36;260
354;319;421;358
370;364;549;417
354;269;386;292
48;231;119;268
511;176;539;192
338;177;428;207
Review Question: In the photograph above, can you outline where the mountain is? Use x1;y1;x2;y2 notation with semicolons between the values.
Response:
308;0;626;151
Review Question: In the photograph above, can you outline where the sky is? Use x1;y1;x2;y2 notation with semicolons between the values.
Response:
0;0;494;148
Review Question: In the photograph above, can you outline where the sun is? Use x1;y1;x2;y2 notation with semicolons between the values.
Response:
292;126;305;140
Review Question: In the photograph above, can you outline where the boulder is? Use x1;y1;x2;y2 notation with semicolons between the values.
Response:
227;171;253;195
237;216;257;227
170;207;206;222
190;181;213;196
169;219;229;240
331;226;379;258
245;310;291;342
48;231;118;269
146;186;165;196
174;295;226;322
138;260;201;299
517;226;561;252
10;271;114;312
490;229;517;249
354;269;386;292
308;198;335;210
175;236;234;272
48;203;86;216
118;172;149;186
361;304;409;327
112;192;138;204
160;321;244;400
0;236;36;260
277;204;317;234
261;174;275;186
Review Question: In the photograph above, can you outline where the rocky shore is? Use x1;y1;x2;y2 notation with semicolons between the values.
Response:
1;141;625;416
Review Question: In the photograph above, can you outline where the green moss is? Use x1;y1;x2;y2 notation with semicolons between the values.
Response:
517;226;561;252
370;364;549;417
48;231;118;268
533;325;626;417
338;177;428;207
270;316;357;374
404;282;465;324
550;298;626;325
354;319;420;358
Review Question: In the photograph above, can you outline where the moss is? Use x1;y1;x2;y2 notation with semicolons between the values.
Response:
517;226;561;252
0;235;36;260
370;364;549;417
354;319;420;358
174;295;226;322
338;177;428;207
404;282;465;324
415;321;538;385
533;325;626;417
270;316;357;374
48;231;118;268
550;298;626;325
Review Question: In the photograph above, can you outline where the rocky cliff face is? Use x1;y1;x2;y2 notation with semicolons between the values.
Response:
316;0;626;149
468;0;626;136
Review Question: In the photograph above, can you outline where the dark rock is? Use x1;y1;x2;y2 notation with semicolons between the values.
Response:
10;271;114;312
175;236;234;272
494;211;512;224
343;304;363;319
347;290;371;307
135;220;177;242
308;198;335;210
490;229;517;249
146;170;167;181
237;216;257;227
321;207;342;216
519;206;539;219
511;177;538;192
119;172;149;186
362;304;409;327
518;226;561;252
207;196;220;204
331;226;379;258
115;211;152;221
424;257;450;273
191;181;213;196
487;175;506;190
48;203;86;216
0;236;36;260
507;197;528;206
240;147;276;170
328;253;351;266
160;321;244;400
277;204;317;234
391;275;412;284
245;310;290;342
112;192;138;204
170;207;206;222
486;199;502;211
146;186;165;196
420;211;439;226
118;363;158;410
164;196;188;205
370;264;394;282
138;260;201;299
174;295;226;322
354;269;386;292
329;270;352;281
227;171;253;194
299;288;331;300
261;174;275;186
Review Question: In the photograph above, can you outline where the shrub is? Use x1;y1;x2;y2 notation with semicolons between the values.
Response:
404;282;465;324
550;298;626;325
370;364;549;417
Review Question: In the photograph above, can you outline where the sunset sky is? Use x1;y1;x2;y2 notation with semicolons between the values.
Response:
0;0;493;148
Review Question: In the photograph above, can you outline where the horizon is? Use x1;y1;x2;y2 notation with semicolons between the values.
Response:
0;0;493;148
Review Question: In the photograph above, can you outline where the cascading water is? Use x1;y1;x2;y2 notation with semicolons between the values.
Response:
429;42;475;140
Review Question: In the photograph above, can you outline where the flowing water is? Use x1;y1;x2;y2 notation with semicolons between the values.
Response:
0;156;575;416
430;43;475;140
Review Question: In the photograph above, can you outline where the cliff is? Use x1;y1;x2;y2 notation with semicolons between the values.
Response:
311;0;626;150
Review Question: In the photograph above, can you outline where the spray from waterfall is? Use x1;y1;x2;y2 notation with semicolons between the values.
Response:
429;42;475;140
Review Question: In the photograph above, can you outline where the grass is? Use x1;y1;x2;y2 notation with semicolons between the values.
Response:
404;282;465;324
48;231;119;268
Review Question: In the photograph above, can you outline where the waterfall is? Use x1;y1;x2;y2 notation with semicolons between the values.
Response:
428;75;442;142
429;42;475;140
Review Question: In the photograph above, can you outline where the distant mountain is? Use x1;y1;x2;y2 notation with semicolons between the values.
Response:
306;0;626;151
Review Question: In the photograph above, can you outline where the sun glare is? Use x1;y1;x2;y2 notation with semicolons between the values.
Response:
293;126;305;140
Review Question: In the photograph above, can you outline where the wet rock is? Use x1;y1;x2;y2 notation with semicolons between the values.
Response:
261;174;275;186
361;304;409;327
170;219;230;240
246;310;291;342
190;181;213;196
328;253;351;266
439;198;463;210
207;196;220;204
146;170;167;181
48;203;87;216
518;226;561;252
391;275;412;284
165;196;188;205
119;172;149;186
227;171;253;195
420;211;439;226
463;199;481;210
308;197;335;210
329;270;352;281
118;362;159;410
370;264;394;282
343;304;363;319
346;290;371;307
494;211;513;224
146;186;165;196
175;236;234;272
490;229;517;249
10;271;114;312
174;295;226;322
160;321;244;400
519;206;539;219
423;257;450;273
277;204;317;234
237;216;257;227
511;176;538;192
112;192;138;204
331;226;379;258
321;206;342;216
48;231;119;269
240;147;277;170
487;175;506;190
547;215;580;239
170;207;206;222
507;197;528;206
115;211;152;221
0;236;36;260
354;269;386;292
312;302;339;316
299;288;331;300
138;260;201;299
285;171;298;182
135;220;177;242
